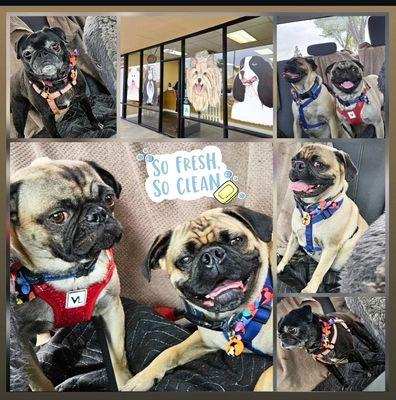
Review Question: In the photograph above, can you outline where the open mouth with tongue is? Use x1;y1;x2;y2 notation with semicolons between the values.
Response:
282;69;305;83
289;180;330;198
333;77;361;93
180;262;260;313
241;76;258;85
194;83;204;94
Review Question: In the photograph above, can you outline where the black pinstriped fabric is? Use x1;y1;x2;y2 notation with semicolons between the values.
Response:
32;298;272;391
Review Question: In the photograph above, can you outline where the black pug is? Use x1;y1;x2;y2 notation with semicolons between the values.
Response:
11;26;103;138
278;305;379;390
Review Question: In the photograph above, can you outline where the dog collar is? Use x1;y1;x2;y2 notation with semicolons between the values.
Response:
336;83;370;126
311;317;351;364
295;193;344;254
29;49;79;115
10;248;115;328
183;270;273;356
291;77;326;130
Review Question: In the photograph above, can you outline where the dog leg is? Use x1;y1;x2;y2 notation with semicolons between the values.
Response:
24;340;55;391
325;364;347;389
301;247;338;293
100;297;131;389
351;321;379;353
277;233;299;273
11;97;30;138
350;348;372;375
254;365;273;391
41;113;61;138
293;119;303;138
121;330;216;392
78;94;104;130
328;116;344;139
375;122;385;139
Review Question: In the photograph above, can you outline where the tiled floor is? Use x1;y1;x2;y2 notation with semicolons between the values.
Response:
116;118;170;140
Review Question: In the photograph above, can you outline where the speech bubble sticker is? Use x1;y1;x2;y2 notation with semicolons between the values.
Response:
137;145;246;203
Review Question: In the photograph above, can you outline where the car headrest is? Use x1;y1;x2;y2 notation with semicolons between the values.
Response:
307;42;337;56
368;16;386;47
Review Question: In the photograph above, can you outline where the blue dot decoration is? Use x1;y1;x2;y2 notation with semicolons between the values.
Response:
145;154;154;162
238;192;247;200
136;153;144;161
224;170;233;179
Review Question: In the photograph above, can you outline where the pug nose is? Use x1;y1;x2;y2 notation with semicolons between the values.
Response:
201;247;226;268
293;160;306;172
86;206;108;224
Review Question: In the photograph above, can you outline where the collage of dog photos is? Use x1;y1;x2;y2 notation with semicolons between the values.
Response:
7;13;387;394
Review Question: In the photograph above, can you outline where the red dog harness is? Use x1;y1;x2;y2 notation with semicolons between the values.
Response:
336;84;370;126
29;50;79;115
11;249;115;329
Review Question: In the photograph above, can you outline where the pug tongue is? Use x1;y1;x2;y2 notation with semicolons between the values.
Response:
341;81;355;89
289;181;315;192
207;280;244;299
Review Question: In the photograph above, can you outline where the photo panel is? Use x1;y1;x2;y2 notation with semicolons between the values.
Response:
119;15;274;139
277;296;385;391
9;15;117;139
9;141;274;392
276;140;386;294
276;15;386;139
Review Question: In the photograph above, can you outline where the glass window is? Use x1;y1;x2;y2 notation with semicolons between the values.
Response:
126;105;139;124
184;29;223;124
163;41;182;60
277;16;371;60
127;52;141;106
143;47;161;110
227;17;274;134
184;120;223;139
141;108;159;130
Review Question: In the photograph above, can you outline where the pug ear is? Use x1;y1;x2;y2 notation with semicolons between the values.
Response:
10;182;22;224
15;34;29;60
305;57;318;71
325;62;336;75
86;161;122;198
297;305;313;322
335;150;358;182
223;206;272;243
353;60;365;71
142;231;172;282
43;26;67;43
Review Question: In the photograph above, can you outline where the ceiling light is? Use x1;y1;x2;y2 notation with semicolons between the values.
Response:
255;48;273;55
227;30;257;44
164;49;182;56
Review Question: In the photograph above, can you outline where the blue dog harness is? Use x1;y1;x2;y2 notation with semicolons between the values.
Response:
291;77;326;130
183;270;273;356
295;197;344;254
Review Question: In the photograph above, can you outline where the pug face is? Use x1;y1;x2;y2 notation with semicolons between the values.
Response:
326;60;364;95
289;143;357;200
143;207;272;315
278;305;318;350
16;27;70;80
282;56;318;84
10;158;123;273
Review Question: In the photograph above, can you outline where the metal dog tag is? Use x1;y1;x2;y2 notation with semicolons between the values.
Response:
301;212;311;226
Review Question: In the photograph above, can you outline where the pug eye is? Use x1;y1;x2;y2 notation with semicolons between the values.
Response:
288;327;298;335
230;237;244;246
23;51;32;60
104;193;115;207
48;211;68;224
51;43;61;51
313;161;324;169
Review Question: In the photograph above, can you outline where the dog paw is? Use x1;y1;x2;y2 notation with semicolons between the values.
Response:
121;371;156;392
301;284;318;294
277;262;286;274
